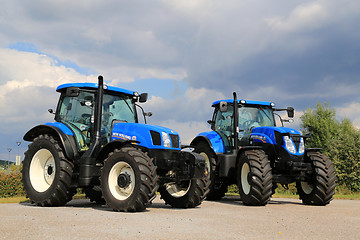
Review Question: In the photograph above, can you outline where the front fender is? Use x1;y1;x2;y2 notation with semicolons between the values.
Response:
97;139;139;163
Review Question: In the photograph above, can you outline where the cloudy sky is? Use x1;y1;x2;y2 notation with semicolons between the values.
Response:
1;0;359;161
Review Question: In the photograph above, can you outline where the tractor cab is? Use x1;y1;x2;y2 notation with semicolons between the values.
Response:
210;99;295;152
55;83;142;152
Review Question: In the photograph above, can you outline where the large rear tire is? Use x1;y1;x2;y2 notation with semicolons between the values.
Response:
296;151;336;205
100;147;159;212
194;142;227;200
22;134;74;206
237;149;272;206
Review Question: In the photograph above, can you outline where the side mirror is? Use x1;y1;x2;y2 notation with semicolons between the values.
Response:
65;87;80;97
287;107;294;118
48;109;55;114
139;93;148;103
220;101;228;112
207;120;214;125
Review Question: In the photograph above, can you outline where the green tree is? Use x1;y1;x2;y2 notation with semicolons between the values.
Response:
300;102;338;152
300;102;360;191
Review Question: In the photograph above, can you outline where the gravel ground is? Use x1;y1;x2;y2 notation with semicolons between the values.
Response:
0;196;359;240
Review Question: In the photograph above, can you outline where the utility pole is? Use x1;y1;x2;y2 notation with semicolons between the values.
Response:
7;148;12;175
16;141;21;173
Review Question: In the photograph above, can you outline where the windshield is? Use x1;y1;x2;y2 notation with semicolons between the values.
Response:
238;106;274;131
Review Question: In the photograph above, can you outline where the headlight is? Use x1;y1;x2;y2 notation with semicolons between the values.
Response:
162;132;171;148
299;137;305;154
284;136;296;154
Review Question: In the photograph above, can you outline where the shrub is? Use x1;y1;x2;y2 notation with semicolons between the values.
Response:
0;173;25;198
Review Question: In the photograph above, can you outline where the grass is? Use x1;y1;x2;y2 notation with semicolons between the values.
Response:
0;196;30;203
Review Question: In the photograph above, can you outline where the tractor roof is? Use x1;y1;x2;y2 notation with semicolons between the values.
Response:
212;99;275;107
56;82;135;96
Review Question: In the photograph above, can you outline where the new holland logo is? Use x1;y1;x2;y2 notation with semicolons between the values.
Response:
112;132;134;141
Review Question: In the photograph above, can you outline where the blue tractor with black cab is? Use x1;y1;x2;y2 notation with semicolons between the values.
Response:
22;76;208;212
192;92;336;206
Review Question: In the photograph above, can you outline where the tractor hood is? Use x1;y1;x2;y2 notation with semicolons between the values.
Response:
250;126;304;155
251;126;301;144
111;122;181;150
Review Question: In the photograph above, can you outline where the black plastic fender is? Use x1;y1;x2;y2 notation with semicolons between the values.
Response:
23;124;79;160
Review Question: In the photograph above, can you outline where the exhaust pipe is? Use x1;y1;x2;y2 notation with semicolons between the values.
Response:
233;92;239;151
78;75;104;186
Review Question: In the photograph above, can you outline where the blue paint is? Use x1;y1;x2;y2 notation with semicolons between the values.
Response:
196;131;225;153
111;123;180;150
56;83;135;96
45;122;74;136
212;99;275;107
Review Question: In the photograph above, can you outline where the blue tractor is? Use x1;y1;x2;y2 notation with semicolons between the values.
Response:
22;76;208;212
192;93;336;206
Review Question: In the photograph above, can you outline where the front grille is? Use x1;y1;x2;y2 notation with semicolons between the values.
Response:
291;134;301;150
169;134;180;148
150;131;161;146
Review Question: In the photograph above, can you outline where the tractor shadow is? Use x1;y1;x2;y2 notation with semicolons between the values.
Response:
215;196;303;206
20;197;200;213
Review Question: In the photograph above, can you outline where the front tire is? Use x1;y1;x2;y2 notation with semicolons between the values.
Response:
100;147;159;212
22;134;74;206
158;178;209;208
237;150;272;206
296;151;336;205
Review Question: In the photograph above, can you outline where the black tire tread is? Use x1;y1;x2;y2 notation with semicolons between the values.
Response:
239;150;272;206
297;151;336;205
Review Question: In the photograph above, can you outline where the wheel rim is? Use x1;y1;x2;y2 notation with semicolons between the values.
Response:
241;163;251;195
200;152;211;178
301;181;314;194
165;181;191;198
108;161;135;200
29;149;56;192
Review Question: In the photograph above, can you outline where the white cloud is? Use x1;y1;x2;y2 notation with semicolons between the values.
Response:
0;48;95;136
266;2;328;32
336;102;360;128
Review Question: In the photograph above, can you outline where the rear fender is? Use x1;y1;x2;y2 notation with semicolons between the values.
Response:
191;131;226;154
23;124;79;160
